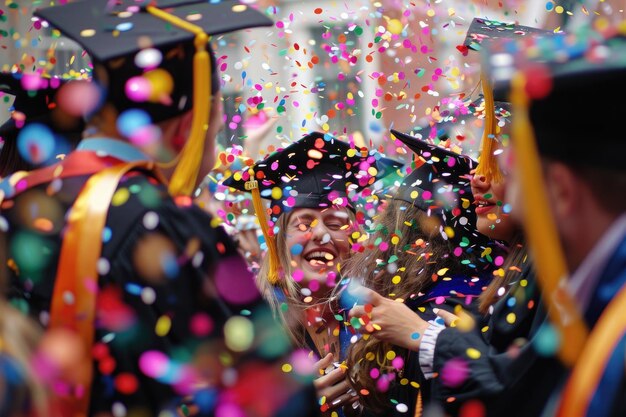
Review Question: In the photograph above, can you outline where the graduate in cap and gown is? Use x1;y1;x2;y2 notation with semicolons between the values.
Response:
342;124;504;416
345;18;557;417
224;131;400;415
489;25;626;417
1;1;319;416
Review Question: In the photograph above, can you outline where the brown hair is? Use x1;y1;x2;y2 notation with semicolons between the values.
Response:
341;200;479;412
477;232;527;314
256;207;357;349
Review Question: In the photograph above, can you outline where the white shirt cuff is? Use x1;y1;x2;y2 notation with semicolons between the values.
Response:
418;322;446;379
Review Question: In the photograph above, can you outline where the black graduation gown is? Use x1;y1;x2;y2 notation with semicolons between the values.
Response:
3;166;318;417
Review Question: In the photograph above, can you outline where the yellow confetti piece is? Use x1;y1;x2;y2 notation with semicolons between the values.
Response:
392;275;401;285
437;268;449;276
281;364;293;373
410;381;420;388
365;352;375;361
391;236;400;245
466;348;481;359
400;378;409;385
111;188;130;206
372;323;382;331
387;18;403;35
155;315;171;337
555;5;564;13
426;9;435;17
271;187;282;200
410;190;419;199
448;7;455;16
346;149;357;157
444;227;454;238
506;313;517;324
386;351;396;360
481;326;490;333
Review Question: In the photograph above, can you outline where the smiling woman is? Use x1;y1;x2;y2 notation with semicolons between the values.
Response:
223;131;397;415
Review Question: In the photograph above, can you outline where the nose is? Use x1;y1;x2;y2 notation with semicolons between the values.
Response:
470;170;489;191
310;221;332;244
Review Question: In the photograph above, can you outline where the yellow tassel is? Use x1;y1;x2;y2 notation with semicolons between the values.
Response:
246;168;281;284
146;7;212;197
475;72;504;184
510;73;587;367
413;390;423;417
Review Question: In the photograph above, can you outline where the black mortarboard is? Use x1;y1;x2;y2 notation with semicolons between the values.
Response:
223;132;385;218
223;131;394;284
390;129;476;227
34;0;272;123
35;0;273;196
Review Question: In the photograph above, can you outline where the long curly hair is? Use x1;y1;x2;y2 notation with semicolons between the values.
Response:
341;199;483;412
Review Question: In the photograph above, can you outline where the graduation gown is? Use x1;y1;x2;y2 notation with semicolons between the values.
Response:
430;234;626;417
1;145;318;417
363;272;492;417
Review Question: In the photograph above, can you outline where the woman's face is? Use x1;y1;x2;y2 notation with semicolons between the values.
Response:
470;172;517;242
284;207;352;290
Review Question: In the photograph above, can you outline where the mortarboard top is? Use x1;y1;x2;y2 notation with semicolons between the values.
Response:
223;132;390;219
390;129;477;230
34;0;273;123
35;0;273;197
223;131;396;284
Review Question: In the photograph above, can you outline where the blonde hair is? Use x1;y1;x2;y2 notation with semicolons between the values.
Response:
257;207;357;349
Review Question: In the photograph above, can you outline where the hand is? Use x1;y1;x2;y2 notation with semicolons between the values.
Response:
433;308;459;326
312;353;358;413
349;288;430;351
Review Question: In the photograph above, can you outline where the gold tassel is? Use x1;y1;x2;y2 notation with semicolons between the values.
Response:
146;6;212;197
510;72;587;366
246;168;281;284
413;390;423;417
475;72;504;184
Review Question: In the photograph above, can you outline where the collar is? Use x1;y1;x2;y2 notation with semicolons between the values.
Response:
76;138;150;162
567;214;626;312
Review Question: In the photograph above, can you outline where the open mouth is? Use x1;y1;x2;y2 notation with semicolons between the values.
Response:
474;198;496;215
303;248;337;266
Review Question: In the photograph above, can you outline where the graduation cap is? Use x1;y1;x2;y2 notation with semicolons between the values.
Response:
34;0;273;196
223;131;397;284
463;17;554;185
390;129;480;239
476;27;625;369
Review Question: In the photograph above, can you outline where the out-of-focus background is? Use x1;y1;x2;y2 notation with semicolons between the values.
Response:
1;0;623;162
